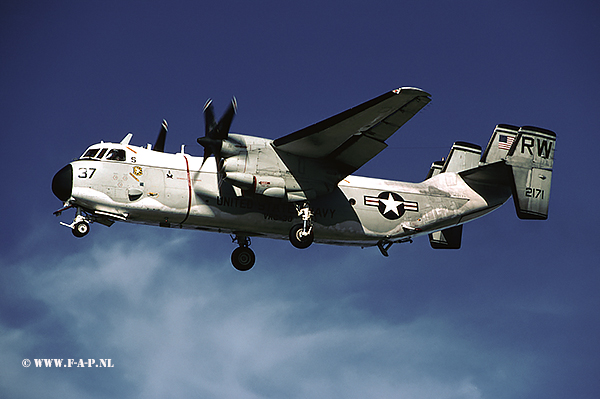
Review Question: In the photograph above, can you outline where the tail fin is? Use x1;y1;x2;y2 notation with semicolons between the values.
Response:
505;126;556;220
435;124;556;220
429;225;463;249
480;124;519;164
426;160;444;179
426;142;481;179
441;141;482;173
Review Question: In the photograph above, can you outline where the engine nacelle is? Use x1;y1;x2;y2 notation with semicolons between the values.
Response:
220;139;247;158
221;156;246;173
223;172;287;199
223;172;254;190
255;176;286;198
220;146;318;202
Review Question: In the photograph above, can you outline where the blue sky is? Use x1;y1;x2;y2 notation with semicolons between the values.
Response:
1;1;599;398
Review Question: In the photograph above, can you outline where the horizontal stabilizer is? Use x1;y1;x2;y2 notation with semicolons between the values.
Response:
429;225;463;249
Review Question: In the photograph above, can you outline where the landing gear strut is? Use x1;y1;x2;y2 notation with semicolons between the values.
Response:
230;234;255;271
59;207;92;238
289;203;314;249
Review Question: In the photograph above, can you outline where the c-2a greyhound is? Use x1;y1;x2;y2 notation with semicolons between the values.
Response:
52;87;556;271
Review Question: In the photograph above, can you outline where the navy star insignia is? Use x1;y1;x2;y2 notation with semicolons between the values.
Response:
364;192;418;220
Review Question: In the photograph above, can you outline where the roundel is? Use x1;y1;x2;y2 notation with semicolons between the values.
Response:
377;191;406;220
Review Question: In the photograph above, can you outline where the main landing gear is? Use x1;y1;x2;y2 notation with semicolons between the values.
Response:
230;235;255;271
289;203;314;249
230;203;314;271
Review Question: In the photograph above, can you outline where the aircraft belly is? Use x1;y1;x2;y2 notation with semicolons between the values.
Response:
176;189;366;241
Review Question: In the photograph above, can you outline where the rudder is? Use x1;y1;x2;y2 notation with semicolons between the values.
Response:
505;126;556;220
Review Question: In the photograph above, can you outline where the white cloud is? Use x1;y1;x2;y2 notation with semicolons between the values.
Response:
0;230;551;398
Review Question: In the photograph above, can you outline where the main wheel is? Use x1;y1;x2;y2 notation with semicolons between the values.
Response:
231;247;255;271
289;224;314;249
72;221;90;238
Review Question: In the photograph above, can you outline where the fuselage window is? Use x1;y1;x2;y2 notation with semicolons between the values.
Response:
82;148;99;158
106;149;126;161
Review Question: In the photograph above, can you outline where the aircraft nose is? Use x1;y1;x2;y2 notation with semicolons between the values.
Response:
52;164;73;201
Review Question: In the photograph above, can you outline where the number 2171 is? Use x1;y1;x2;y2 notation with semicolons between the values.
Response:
525;187;544;199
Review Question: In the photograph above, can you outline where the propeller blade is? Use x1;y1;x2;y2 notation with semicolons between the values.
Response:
198;137;224;174
153;119;168;152
198;97;237;171
203;99;216;138
214;97;237;140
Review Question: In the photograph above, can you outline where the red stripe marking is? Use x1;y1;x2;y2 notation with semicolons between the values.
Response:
181;155;192;225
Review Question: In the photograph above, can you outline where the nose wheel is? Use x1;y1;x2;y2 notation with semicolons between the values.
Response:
58;207;92;238
72;220;90;238
231;235;255;271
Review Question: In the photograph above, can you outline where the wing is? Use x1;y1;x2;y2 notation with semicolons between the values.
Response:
273;87;431;175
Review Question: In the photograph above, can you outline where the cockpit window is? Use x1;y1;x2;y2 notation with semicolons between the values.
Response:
106;149;126;161
82;149;100;158
81;148;110;159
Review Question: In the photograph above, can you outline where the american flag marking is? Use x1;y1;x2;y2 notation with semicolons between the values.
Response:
498;134;514;150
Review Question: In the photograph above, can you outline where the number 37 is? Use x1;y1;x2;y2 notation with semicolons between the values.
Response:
78;167;96;179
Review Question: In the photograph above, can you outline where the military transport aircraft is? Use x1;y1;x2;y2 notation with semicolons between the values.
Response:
52;87;555;271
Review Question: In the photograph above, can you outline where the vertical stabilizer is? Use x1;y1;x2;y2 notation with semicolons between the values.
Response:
480;124;519;164
441;141;482;173
429;225;463;249
505;126;556;219
426;160;444;179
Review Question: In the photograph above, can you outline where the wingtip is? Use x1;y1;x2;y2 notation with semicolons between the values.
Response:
393;87;431;97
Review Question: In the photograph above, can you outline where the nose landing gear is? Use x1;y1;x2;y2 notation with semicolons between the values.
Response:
56;207;92;238
230;234;255;271
72;218;90;238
